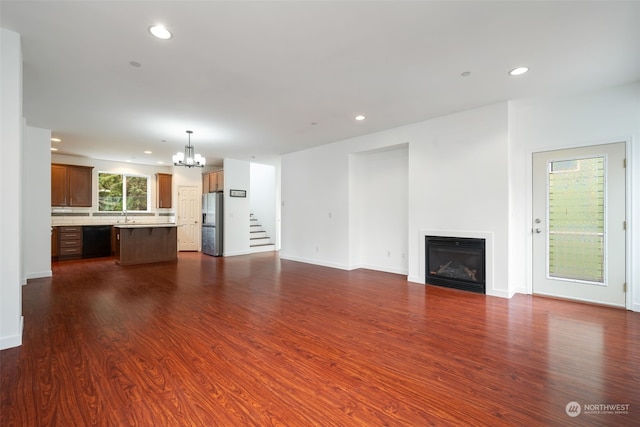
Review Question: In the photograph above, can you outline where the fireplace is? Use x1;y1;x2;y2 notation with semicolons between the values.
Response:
425;236;486;294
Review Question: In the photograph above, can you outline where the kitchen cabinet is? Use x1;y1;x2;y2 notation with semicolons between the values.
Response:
212;171;223;191
58;226;82;259
51;164;93;207
51;165;68;206
113;224;178;265
51;227;59;258
203;170;224;193
156;173;172;208
202;173;209;193
111;227;118;256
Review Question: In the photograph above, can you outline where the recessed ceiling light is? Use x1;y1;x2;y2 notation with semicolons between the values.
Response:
144;150;152;154
461;71;471;77
355;115;366;121
157;161;164;164
508;67;529;76
51;137;61;142
50;147;58;151
149;25;172;40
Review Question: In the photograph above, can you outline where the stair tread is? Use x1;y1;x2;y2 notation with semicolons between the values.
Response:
249;215;273;250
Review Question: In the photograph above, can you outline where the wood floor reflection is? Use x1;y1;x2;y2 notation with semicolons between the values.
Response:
1;252;639;426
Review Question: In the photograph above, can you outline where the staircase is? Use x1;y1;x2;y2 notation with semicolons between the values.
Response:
250;214;276;253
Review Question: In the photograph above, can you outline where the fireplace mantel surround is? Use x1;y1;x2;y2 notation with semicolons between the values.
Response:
416;230;496;297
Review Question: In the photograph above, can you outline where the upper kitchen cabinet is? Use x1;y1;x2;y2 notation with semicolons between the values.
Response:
203;170;224;193
51;164;93;207
51;164;68;206
214;170;224;191
156;173;172;208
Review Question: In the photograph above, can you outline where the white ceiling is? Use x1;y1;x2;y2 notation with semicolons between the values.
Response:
2;1;639;167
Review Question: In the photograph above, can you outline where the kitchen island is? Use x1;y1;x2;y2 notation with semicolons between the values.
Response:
113;224;178;266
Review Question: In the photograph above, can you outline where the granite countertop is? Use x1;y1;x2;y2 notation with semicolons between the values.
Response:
113;223;177;229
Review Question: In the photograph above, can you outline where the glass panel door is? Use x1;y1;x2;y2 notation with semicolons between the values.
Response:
532;143;626;307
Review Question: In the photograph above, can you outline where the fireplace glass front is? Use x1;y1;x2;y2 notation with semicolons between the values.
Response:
425;236;485;294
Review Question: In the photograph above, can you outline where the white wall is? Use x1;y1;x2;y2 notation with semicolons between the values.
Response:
1;29;23;350
510;82;640;310
350;144;408;274
250;162;277;248
282;84;639;308
281;102;510;298
172;165;202;205
275;158;282;250
36;84;637;310
24;126;52;279
223;158;251;256
408;103;510;297
281;144;352;269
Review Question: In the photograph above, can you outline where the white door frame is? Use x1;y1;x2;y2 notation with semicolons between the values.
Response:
525;138;634;310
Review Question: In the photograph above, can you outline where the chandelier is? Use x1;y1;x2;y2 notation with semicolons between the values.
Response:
172;130;206;168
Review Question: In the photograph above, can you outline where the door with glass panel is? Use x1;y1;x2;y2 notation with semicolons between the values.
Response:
532;143;626;307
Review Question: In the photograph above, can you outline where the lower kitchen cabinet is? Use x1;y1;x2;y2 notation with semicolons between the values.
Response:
53;225;116;260
57;226;83;260
113;225;177;265
51;227;59;258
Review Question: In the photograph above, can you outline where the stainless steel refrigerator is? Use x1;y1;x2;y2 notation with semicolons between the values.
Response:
202;192;223;256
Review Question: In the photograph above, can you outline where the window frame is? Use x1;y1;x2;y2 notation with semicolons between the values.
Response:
97;172;151;212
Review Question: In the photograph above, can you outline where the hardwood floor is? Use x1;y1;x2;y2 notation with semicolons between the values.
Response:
1;252;639;426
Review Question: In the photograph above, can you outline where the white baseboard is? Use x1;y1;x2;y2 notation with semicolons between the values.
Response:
279;255;351;271
355;263;408;276
222;250;252;257
26;270;52;280
486;288;514;299
0;316;23;350
407;275;424;284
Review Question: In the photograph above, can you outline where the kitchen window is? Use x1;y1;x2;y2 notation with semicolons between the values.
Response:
98;173;149;212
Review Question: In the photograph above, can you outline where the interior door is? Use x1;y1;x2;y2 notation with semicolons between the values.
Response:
177;186;199;251
532;143;626;307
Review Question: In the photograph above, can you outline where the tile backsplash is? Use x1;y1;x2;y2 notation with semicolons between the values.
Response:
51;210;176;226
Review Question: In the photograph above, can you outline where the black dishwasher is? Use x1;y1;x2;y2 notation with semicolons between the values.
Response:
82;226;112;258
